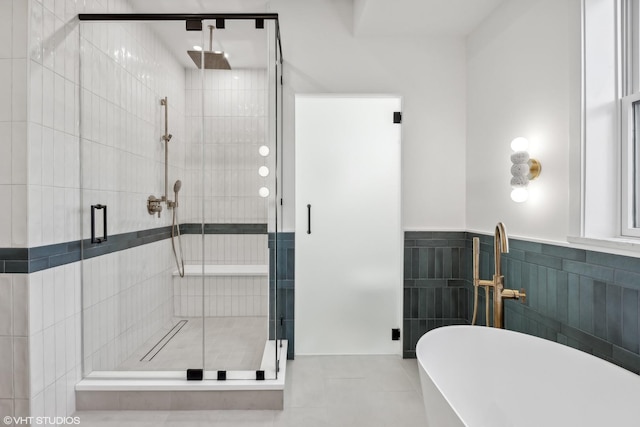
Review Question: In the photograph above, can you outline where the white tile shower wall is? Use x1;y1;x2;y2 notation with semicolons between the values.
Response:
28;0;86;248
173;276;268;318
183;69;268;224
27;263;82;422
0;274;29;424
0;0;32;424
18;0;186;424
27;0;186;247
173;234;269;317
81;239;174;373
78;19;186;240
0;0;28;249
182;234;269;265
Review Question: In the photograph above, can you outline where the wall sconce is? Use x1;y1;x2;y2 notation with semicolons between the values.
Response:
510;137;541;203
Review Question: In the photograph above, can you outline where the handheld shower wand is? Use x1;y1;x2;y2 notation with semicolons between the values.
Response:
171;179;185;277
173;179;182;207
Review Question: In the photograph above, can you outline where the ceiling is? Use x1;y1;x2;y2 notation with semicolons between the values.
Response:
125;0;506;69
353;0;506;36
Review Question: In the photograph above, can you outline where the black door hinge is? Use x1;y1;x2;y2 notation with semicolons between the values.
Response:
393;112;402;124
392;328;401;341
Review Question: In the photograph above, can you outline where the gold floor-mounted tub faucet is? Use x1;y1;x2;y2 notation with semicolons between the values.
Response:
471;222;526;328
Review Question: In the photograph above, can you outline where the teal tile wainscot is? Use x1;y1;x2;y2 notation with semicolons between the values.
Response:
403;231;640;374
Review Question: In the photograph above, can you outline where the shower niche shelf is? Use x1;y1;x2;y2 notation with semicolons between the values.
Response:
174;264;269;277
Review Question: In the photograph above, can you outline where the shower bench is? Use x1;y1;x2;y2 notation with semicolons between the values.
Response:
173;264;269;276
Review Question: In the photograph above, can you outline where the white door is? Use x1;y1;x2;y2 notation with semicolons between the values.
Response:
295;95;402;355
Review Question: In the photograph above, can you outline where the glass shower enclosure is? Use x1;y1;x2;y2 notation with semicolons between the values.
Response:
78;14;284;381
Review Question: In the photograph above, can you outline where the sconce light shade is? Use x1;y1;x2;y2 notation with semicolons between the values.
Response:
510;187;529;203
510;137;529;151
509;137;541;203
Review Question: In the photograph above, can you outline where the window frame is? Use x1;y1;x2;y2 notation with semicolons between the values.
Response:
621;92;640;237
620;0;640;237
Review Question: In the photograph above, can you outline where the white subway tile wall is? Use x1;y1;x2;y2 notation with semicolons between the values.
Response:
0;0;187;425
183;234;269;265
1;0;33;424
173;235;269;318
183;69;268;224
0;0;28;250
173;276;268;318
28;0;84;248
27;263;82;421
0;1;273;425
82;240;174;373
73;0;186;385
78;19;186;239
0;274;30;423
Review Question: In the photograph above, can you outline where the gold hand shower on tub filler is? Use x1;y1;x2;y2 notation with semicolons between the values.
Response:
471;222;527;328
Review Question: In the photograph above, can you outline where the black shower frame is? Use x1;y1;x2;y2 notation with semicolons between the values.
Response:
77;13;283;62
78;12;286;378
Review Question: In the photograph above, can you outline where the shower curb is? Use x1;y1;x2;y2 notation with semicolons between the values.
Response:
75;341;287;410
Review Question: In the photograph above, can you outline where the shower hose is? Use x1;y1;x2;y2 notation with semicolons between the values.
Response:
172;205;185;277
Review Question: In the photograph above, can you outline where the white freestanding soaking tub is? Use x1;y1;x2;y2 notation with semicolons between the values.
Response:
416;325;640;427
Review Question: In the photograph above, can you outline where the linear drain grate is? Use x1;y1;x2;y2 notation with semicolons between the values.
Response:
140;320;188;362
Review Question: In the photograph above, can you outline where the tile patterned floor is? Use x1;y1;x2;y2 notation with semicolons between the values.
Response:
74;356;427;426
117;317;267;371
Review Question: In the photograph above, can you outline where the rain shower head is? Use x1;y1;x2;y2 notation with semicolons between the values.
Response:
173;180;182;193
188;25;231;70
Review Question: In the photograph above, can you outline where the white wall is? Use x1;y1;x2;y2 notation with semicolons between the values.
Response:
466;0;581;242
270;0;467;231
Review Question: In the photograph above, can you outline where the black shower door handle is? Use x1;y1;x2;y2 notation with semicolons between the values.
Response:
91;204;108;244
307;204;311;234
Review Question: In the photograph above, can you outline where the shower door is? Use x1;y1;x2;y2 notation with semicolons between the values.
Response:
78;16;283;380
79;19;204;375
295;95;403;355
197;18;280;379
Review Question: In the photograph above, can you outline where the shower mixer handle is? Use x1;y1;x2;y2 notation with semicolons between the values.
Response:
147;195;163;218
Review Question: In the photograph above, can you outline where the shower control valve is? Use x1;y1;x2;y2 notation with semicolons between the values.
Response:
147;195;163;218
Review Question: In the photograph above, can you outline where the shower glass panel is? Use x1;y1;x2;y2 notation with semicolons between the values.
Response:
78;15;283;380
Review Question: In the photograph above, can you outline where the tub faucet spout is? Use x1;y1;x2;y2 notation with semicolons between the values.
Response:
493;222;526;328
472;222;526;328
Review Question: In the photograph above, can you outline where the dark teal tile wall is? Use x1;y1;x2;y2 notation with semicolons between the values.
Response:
404;231;640;374
269;232;295;360
403;232;469;358
466;232;640;374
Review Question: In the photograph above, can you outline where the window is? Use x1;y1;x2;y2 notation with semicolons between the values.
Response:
621;0;640;236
